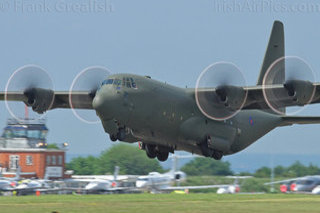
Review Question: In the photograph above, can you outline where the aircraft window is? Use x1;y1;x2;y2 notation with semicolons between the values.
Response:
101;79;114;86
120;77;137;88
130;78;137;88
126;78;131;88
106;79;114;84
113;79;122;86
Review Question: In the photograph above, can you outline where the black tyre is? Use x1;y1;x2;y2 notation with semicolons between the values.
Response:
110;134;117;142
145;144;157;159
212;150;223;160
117;128;126;141
157;152;169;162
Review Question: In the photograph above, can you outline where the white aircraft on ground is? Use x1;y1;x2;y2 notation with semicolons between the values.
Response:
136;155;232;193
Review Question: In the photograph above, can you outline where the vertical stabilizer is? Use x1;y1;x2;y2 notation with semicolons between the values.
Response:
257;21;285;113
113;166;119;181
257;21;285;85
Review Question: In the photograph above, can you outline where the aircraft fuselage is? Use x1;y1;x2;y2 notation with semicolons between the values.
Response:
93;74;283;159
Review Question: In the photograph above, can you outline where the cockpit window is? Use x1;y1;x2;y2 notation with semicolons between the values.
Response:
130;78;137;88
101;77;136;89
101;79;114;86
101;79;123;87
113;79;121;86
122;77;137;89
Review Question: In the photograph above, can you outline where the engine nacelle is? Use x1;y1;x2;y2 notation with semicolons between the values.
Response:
207;135;231;152
24;88;54;114
215;85;246;110
284;80;315;106
174;171;186;182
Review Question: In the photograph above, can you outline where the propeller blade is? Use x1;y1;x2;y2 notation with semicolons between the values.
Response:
5;65;54;121
69;66;111;124
262;56;316;115
195;62;247;121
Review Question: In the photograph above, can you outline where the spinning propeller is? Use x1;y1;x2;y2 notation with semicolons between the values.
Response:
69;66;111;124
262;56;316;115
195;62;248;121
5;65;54;121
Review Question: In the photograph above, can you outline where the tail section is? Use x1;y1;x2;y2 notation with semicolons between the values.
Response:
258;20;285;114
113;166;119;181
257;20;285;85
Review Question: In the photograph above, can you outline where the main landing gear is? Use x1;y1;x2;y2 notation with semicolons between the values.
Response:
144;144;170;162
200;136;224;160
109;128;126;142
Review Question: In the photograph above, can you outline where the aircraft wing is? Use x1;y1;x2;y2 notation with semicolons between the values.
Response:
0;90;94;110
192;82;320;112
243;83;320;110
264;177;303;185
161;184;230;191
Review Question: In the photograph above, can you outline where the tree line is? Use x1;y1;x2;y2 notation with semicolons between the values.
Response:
67;144;320;177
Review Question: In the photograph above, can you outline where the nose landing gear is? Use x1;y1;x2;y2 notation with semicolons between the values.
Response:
109;128;126;142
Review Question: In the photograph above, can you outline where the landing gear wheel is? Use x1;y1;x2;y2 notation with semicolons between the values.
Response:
157;152;169;162
212;150;223;160
117;128;126;141
110;134;117;142
145;144;157;159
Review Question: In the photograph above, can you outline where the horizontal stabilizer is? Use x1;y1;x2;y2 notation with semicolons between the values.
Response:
280;116;320;126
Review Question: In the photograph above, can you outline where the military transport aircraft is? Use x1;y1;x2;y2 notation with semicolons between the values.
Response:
2;20;320;162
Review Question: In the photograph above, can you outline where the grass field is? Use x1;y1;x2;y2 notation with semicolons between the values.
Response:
0;193;319;213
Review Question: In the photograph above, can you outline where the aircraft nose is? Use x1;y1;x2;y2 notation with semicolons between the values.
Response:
92;88;119;120
92;92;104;111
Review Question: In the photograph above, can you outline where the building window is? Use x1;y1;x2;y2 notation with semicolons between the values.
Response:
58;156;63;165
52;156;56;165
26;155;33;165
9;155;19;170
46;155;51;165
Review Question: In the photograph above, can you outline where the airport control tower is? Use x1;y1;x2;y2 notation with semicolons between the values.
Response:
0;118;49;149
0;118;67;179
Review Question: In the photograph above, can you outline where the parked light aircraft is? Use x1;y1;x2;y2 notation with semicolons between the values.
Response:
65;166;133;194
135;155;236;193
0;167;21;191
2;21;320;162
11;169;59;195
265;175;320;193
216;176;252;194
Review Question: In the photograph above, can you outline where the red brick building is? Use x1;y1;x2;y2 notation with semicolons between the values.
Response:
0;148;66;179
0;118;68;180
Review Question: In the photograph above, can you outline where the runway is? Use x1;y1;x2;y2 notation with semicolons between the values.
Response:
0;193;319;213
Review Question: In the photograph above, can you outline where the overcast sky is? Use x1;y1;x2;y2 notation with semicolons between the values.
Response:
1;0;320;158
